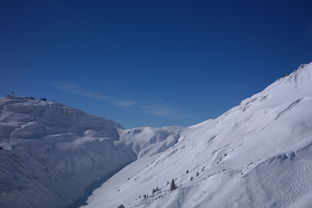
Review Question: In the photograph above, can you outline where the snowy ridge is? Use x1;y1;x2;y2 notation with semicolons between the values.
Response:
82;63;312;208
117;126;184;158
0;97;183;208
1;63;312;208
0;97;132;208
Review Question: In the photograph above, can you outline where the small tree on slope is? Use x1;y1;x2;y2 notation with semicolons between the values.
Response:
170;179;177;191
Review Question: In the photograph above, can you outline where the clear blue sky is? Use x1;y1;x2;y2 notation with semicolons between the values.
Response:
1;0;312;128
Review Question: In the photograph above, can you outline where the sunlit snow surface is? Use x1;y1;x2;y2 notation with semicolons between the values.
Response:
0;96;184;208
82;63;312;208
1;64;312;208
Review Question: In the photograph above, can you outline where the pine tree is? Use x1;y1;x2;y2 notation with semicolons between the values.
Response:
152;187;160;194
186;169;189;174
196;171;200;177
170;179;177;191
118;204;125;208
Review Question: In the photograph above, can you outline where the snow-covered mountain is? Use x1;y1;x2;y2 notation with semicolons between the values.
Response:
0;97;184;208
80;63;312;208
0;97;131;208
1;63;312;208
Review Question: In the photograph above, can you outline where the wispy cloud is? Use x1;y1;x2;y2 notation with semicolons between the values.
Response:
140;105;181;118
51;81;184;118
51;82;136;107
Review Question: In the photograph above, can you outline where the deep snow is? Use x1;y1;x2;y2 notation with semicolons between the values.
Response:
0;97;183;208
81;63;312;208
0;97;136;208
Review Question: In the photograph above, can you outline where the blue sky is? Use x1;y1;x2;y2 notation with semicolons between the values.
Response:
1;0;312;128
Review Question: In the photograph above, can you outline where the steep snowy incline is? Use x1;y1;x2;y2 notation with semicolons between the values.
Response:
82;63;312;208
0;97;184;208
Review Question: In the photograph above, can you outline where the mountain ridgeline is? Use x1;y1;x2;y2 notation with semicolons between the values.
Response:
1;63;312;208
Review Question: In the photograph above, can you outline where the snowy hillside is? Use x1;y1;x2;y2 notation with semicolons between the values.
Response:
0;97;183;208
1;63;312;208
0;97;134;208
81;63;312;208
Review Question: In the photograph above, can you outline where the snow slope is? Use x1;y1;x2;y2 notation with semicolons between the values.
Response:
0;97;135;208
0;97;183;208
82;63;312;208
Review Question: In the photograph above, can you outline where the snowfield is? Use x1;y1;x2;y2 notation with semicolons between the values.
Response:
81;63;312;208
1;63;312;208
0;97;136;208
0;97;183;208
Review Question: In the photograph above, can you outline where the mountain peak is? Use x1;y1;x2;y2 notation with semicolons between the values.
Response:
82;62;312;208
267;62;312;90
2;63;312;208
0;96;123;141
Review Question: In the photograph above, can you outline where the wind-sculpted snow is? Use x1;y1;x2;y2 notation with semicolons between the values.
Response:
82;63;312;208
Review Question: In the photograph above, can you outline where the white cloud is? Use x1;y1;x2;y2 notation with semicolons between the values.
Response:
51;81;184;118
51;82;136;107
140;105;182;118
